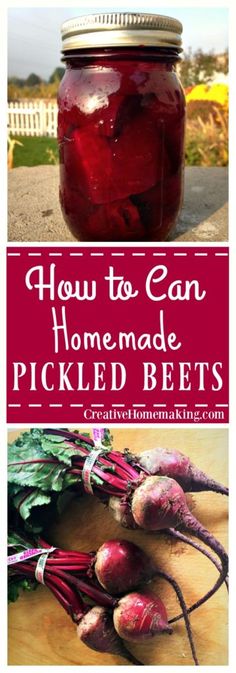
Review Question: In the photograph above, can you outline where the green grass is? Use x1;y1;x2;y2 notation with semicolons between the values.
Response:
10;135;58;168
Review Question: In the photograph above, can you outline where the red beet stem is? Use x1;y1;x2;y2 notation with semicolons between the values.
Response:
43;428;140;490
108;451;140;481
47;552;90;560
71;446;140;482
157;570;199;665
46;578;78;618
167;513;228;622
168;534;228;622
68;467;127;497
45;573;85;622
48;562;91;571
10;560;85;623
10;562;36;576
93;464;128;493
51;568;117;608
41;569;80;607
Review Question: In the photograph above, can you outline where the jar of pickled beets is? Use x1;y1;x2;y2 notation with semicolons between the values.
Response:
58;13;185;242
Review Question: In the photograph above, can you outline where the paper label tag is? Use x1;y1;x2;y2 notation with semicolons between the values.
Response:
7;546;56;566
92;428;105;448
35;552;51;584
82;448;104;494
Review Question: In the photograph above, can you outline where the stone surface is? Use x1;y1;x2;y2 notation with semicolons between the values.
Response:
8;165;228;242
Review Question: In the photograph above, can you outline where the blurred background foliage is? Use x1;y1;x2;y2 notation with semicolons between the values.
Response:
8;50;228;168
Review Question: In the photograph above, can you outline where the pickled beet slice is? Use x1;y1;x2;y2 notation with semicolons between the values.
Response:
60;182;145;242
141;87;185;173
132;173;183;239
164;118;185;173
97;94;126;138
58;67;126;139
104;94;142;138
111;110;171;194
62;127;113;200
62;108;171;205
59;95;127;140
85;198;145;241
59;184;93;225
59;94;143;143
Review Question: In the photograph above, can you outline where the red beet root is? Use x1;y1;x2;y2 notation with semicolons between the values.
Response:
131;476;228;600
138;448;228;496
77;605;143;665
107;498;228;617
95;539;156;595
113;591;172;642
95;539;199;664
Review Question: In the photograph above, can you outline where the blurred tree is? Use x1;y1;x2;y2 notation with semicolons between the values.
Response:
49;67;65;83
8;76;25;88
178;48;195;88
26;73;42;86
216;49;228;74
192;49;217;82
179;48;228;87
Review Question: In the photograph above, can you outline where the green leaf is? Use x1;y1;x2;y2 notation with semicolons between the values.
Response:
103;428;113;447
8;482;24;497
8;578;38;603
42;435;83;465
43;433;68;443
8;431;71;492
7;428;113;531
12;488;52;521
8;530;34;548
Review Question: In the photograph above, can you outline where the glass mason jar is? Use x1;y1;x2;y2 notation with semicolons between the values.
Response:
58;13;185;242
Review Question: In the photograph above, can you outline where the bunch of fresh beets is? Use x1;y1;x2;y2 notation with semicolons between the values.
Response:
8;429;228;665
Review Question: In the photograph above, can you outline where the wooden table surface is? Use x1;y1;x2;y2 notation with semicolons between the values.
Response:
8;427;228;666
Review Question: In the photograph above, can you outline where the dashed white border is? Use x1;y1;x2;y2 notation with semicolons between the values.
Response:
27;252;42;257
48;252;62;257
69;252;83;256
7;402;229;410
7;250;229;258
111;252;125;256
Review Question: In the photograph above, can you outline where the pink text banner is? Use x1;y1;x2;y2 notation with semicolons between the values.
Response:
7;246;229;424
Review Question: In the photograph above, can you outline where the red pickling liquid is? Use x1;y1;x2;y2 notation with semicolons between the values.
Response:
58;49;186;242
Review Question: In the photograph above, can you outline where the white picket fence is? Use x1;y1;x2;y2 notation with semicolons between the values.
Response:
8;100;58;137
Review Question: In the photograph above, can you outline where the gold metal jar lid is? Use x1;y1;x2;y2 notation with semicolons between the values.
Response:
61;12;183;52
